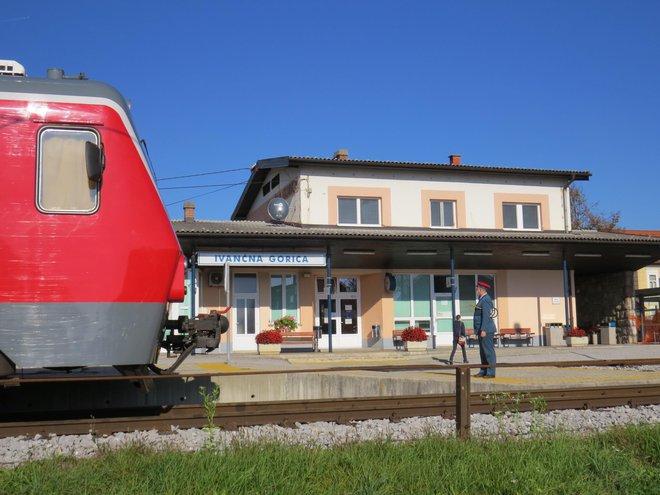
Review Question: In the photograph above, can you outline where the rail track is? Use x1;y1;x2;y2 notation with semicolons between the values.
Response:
2;383;658;439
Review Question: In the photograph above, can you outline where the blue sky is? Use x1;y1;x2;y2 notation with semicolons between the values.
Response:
3;1;660;228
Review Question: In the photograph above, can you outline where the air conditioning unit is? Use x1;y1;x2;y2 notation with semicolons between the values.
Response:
208;270;224;287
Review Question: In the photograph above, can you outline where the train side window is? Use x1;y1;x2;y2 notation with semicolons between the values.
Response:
37;128;101;214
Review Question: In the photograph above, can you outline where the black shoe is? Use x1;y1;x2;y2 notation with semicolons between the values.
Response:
449;361;454;365
474;373;485;377
483;375;496;379
463;361;469;364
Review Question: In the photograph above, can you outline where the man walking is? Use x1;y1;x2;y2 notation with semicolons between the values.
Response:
473;281;496;378
449;314;468;364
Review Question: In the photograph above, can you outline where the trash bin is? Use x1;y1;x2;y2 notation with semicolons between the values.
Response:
600;324;617;345
543;323;564;346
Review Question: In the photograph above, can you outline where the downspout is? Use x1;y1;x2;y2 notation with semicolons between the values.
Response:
326;248;333;353
563;253;572;334
189;252;197;317
562;174;575;232
449;245;456;351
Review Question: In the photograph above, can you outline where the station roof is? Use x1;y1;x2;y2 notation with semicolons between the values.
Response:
174;220;660;274
232;156;591;220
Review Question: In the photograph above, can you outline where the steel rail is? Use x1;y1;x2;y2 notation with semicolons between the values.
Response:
1;383;658;439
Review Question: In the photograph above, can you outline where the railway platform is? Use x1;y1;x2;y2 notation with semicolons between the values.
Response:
158;344;660;403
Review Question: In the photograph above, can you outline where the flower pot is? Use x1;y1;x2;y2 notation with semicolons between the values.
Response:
566;336;589;347
257;343;281;355
404;340;427;352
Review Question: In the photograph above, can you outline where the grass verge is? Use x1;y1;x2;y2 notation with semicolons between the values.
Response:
1;424;658;495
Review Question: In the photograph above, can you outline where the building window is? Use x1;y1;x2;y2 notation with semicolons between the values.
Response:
270;274;298;322
503;203;540;230
393;274;431;332
650;274;658;288
37;127;101;213
430;200;456;228
338;197;380;225
261;173;280;197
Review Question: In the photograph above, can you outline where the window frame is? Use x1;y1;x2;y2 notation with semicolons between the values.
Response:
429;200;457;229
337;197;381;226
270;273;299;322
502;202;541;231
36;126;102;215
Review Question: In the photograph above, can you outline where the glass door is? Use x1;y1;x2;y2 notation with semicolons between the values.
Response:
232;274;259;351
316;277;361;349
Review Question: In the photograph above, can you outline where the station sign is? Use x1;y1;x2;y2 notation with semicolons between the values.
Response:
197;251;326;267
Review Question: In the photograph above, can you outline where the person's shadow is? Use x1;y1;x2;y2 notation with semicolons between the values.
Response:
431;357;451;364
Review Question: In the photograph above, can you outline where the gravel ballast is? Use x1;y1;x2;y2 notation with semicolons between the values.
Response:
1;404;659;468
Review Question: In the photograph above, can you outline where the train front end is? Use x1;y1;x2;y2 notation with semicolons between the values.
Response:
0;62;185;375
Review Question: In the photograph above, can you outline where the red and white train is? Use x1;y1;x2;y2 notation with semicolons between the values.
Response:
0;61;220;377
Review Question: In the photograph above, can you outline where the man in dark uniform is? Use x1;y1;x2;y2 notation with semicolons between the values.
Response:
473;281;497;378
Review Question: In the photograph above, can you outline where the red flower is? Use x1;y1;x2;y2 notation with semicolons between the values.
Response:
255;329;284;344
568;328;587;337
401;326;428;342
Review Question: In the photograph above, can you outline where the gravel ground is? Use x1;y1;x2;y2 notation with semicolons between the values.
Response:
1;404;658;469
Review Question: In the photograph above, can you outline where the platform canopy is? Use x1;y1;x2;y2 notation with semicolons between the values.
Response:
174;221;660;275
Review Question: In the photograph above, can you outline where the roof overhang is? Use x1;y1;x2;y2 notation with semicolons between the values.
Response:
174;222;660;275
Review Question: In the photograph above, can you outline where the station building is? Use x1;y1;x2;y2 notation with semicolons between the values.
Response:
172;152;660;352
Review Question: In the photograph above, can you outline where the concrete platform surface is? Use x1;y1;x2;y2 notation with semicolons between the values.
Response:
156;344;660;403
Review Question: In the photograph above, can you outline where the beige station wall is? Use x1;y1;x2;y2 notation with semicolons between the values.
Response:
360;273;394;344
496;270;576;333
300;166;569;230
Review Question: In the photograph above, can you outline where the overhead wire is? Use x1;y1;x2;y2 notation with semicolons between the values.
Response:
164;181;247;207
157;167;250;181
159;166;251;206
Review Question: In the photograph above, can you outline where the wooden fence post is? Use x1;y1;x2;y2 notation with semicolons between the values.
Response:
455;365;471;439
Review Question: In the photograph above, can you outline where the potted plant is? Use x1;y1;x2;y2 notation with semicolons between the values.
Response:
273;315;298;333
566;328;589;347
255;329;283;355
401;326;428;352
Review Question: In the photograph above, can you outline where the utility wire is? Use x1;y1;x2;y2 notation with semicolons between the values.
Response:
164;181;247;207
159;182;245;190
157;167;250;181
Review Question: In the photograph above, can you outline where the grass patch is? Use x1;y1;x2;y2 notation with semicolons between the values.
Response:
1;424;658;494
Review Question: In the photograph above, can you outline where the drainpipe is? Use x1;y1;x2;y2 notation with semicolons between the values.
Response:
189;252;197;317
326;249;333;353
563;254;571;334
562;175;576;232
449;245;456;351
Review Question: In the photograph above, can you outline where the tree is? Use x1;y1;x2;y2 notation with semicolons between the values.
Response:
570;186;621;232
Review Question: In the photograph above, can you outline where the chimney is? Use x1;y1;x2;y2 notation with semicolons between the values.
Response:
449;154;461;166
333;149;349;160
183;201;195;222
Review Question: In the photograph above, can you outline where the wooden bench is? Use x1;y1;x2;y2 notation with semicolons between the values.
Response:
280;331;319;352
499;328;535;347
466;328;500;347
465;328;478;348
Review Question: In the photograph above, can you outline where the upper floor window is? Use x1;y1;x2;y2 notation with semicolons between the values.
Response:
650;274;658;288
262;173;280;197
503;203;540;230
37;127;101;214
430;200;456;228
338;197;380;225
